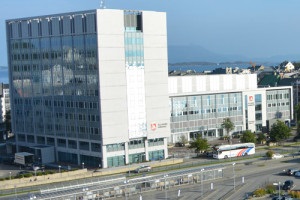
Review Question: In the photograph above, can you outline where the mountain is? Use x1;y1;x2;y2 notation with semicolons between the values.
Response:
168;45;249;63
168;45;300;64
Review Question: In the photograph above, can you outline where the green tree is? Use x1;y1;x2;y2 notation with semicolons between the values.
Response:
4;110;11;132
188;135;209;156
269;120;291;143
257;133;266;144
221;118;235;142
293;62;300;70
266;150;275;158
179;135;188;145
294;103;300;136
279;60;289;69
240;130;256;143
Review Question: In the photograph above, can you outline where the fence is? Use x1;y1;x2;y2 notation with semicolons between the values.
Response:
38;165;225;200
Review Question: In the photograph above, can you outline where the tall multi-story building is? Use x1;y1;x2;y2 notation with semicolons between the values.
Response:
6;9;170;168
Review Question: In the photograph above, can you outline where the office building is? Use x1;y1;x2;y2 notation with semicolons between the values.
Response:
6;9;169;168
168;74;293;143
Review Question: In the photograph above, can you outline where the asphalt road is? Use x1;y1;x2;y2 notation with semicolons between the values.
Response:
1;142;300;200
127;156;300;200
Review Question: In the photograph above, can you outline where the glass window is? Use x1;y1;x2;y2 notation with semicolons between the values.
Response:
255;94;262;103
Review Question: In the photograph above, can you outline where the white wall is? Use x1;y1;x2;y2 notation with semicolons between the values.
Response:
169;74;258;96
96;9;129;145
143;11;170;142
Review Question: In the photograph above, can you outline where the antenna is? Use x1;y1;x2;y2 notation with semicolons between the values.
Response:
100;0;106;9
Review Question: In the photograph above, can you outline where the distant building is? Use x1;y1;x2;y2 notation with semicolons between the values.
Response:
0;83;10;122
0;83;10;141
6;9;169;168
284;62;295;72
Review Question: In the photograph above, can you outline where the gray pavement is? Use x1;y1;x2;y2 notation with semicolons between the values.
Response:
125;157;300;200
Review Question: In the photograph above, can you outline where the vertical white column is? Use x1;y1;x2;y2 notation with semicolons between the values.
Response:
144;139;149;161
125;142;129;164
102;146;108;168
164;138;168;159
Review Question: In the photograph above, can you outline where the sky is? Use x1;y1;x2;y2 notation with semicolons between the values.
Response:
1;0;300;66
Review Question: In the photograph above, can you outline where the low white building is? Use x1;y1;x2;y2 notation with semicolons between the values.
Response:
168;73;293;143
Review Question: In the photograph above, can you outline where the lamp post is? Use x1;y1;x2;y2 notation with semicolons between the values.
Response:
273;182;281;199
164;174;168;199
58;165;61;174
82;162;84;169
232;163;236;190
201;168;204;197
124;179;130;200
9;172;11;180
188;174;192;184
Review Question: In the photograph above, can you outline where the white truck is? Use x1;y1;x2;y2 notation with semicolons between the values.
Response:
14;152;35;167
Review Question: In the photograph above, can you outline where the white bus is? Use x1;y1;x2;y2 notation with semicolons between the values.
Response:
212;143;255;159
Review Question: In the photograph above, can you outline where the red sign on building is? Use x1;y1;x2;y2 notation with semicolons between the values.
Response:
151;123;157;131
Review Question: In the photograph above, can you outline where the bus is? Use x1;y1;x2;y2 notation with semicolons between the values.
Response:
212;143;255;159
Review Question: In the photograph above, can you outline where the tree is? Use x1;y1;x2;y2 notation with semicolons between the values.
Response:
279;61;289;69
294;103;300;136
269;120;291;144
240;130;256;143
4;110;11;132
179;135;188;145
221;118;235;142
188;135;209;156
266;150;275;159
257;133;266;144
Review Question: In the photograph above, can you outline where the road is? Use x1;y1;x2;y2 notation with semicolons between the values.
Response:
1;143;300;200
127;156;300;200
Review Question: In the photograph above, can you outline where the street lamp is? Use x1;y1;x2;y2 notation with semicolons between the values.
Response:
124;179;130;200
164;174;168;199
9;172;11;180
201;168;205;197
273;182;281;199
58;165;61;174
232;163;236;190
82;162;84;169
188;174;192;184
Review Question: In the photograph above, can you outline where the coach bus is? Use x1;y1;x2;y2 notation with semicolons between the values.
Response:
212;143;255;159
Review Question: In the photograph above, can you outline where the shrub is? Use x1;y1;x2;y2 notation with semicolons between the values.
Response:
289;190;300;198
266;150;274;158
265;184;276;194
23;173;33;178
253;188;267;197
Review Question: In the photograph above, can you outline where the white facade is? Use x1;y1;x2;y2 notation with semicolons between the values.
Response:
96;10;169;167
168;74;293;143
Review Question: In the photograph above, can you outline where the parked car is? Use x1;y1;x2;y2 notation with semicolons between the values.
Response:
294;171;300;177
175;142;185;147
282;180;294;190
286;169;299;176
134;165;151;173
272;196;293;200
28;193;36;199
272;153;284;159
